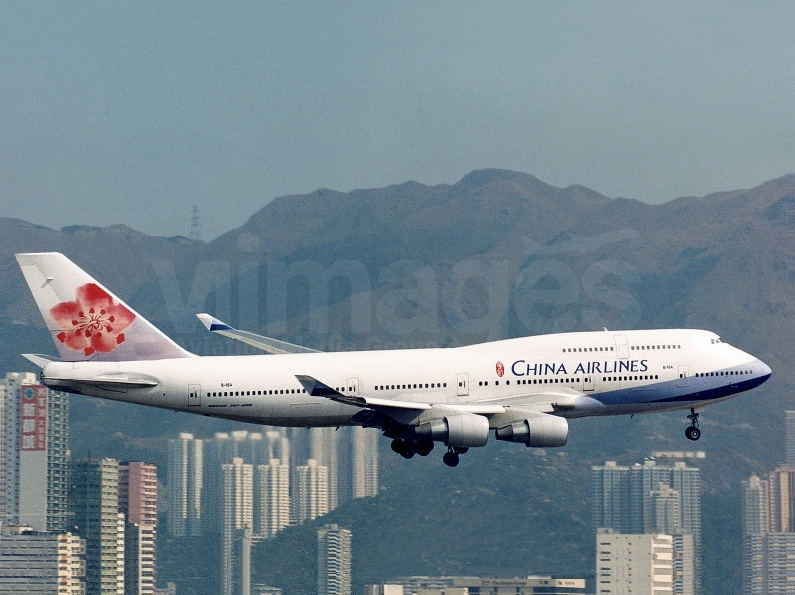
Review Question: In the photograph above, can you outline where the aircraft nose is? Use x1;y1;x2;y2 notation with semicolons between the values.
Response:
758;359;772;379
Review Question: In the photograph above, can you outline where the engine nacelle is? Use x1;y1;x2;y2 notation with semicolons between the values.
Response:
415;413;490;447
495;413;568;447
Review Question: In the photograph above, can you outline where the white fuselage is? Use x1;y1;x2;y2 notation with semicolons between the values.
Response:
40;328;770;429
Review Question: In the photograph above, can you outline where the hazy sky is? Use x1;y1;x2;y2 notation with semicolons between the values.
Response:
2;2;793;240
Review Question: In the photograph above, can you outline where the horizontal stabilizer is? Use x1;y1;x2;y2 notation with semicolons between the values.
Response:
197;313;320;354
43;373;159;393
21;354;61;369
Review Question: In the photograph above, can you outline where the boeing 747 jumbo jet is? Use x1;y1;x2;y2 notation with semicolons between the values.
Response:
16;253;771;467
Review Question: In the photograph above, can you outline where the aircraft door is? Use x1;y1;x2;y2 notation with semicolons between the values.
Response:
614;335;629;359
347;377;359;396
678;366;689;387
188;384;201;407
583;376;595;392
457;373;469;397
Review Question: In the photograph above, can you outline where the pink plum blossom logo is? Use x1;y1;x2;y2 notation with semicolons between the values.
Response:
496;361;504;377
49;283;135;356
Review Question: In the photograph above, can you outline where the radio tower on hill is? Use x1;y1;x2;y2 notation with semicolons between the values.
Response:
189;205;202;241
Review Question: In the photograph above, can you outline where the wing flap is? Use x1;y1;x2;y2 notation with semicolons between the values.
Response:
472;388;579;411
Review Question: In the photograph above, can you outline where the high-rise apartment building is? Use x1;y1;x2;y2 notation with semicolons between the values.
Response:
265;429;290;467
125;523;156;595
352;427;378;499
595;531;677;595
116;512;126;594
767;465;795;533
222;457;253;595
295;459;329;524
744;532;795;595
318;524;352;595
167;433;203;537
0;526;86;594
256;458;290;538
70;458;124;595
786;411;795;466
742;466;795;594
672;534;695;595
119;462;157;527
311;428;339;511
651;483;681;536
119;462;157;595
0;372;69;531
203;431;270;535
743;474;770;538
592;461;631;534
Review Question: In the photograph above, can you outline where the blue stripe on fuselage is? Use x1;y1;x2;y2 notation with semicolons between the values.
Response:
593;372;771;408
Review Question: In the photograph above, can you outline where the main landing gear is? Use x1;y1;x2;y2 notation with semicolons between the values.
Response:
391;438;434;459
442;447;468;468
391;438;468;467
685;408;701;441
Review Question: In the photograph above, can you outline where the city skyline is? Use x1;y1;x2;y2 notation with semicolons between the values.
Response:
741;411;795;595
0;366;787;595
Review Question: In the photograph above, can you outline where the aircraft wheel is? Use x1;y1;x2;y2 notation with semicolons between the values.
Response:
443;452;460;467
416;440;434;457
390;439;403;454
685;426;701;441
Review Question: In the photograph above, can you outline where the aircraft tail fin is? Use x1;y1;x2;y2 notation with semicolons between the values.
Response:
16;252;194;362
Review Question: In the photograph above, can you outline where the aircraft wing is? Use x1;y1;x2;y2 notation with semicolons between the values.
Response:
197;313;320;354
295;375;504;414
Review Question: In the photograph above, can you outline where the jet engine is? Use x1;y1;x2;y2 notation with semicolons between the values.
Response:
495;412;568;447
414;412;490;447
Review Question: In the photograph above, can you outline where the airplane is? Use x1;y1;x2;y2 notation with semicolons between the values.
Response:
16;252;771;467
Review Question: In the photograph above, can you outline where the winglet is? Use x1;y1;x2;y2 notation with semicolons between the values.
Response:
196;313;233;332
196;313;320;355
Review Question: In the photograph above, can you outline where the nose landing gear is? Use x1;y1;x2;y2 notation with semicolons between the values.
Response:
685;408;701;441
